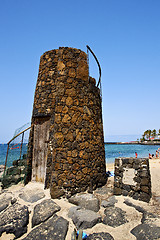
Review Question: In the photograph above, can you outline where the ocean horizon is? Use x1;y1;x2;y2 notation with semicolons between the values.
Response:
1;141;160;168
105;134;142;143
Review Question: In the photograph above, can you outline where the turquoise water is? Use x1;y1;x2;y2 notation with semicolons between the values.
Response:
105;144;160;163
0;143;160;167
0;144;28;167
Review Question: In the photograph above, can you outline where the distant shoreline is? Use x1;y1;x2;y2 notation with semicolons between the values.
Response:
105;141;160;145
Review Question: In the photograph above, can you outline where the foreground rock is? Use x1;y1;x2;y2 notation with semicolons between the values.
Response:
101;196;118;208
68;206;101;229
141;211;159;224
95;185;112;195
19;188;45;203
0;193;12;212
124;199;145;213
103;207;128;227
87;232;114;240
0;203;29;238
23;215;69;240
131;224;160;240
69;193;100;212
0;165;4;179
32;199;61;227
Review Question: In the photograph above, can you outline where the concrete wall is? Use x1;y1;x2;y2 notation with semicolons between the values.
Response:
27;47;107;198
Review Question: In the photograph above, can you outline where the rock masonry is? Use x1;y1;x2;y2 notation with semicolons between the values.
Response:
1;185;159;240
114;157;152;202
27;47;107;198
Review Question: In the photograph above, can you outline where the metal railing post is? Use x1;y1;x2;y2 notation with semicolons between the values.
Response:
86;45;102;96
4;142;10;174
19;132;24;160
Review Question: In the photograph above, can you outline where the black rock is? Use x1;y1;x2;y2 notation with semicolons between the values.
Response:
141;211;159;224
101;196;118;208
68;193;100;212
0;194;12;212
123;184;131;192
68;206;101;229
0;202;9;212
131;223;160;240
23;215;69;240
103;207;128;227
32;199;61;227
122;190;129;196
11;198;17;205
139;192;151;203
94;186;111;195
0;203;29;238
87;232;114;240
19;188;45;203
124;199;145;213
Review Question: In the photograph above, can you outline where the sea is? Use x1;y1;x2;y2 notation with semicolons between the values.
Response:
105;144;160;164
0;143;28;167
0;142;160;167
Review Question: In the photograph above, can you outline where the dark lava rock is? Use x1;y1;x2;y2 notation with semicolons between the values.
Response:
94;186;111;195
141;211;159;224
87;232;114;240
131;223;160;240
32;199;61;227
68;206;101;229
19;188;45;203
11;198;17;205
0;202;9;212
101;196;118;208
69;193;100;212
23;215;68;240
103;207;128;227
124;199;160;225
0;193;12;212
0;203;29;238
124;199;145;213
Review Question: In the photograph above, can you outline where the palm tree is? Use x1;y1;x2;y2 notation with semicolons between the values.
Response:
158;129;160;139
148;130;152;140
151;129;157;139
144;129;152;140
142;131;147;140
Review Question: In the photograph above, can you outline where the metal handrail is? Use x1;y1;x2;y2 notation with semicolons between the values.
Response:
4;126;31;173
86;45;102;96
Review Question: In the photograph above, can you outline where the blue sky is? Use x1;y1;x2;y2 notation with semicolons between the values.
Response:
0;0;160;143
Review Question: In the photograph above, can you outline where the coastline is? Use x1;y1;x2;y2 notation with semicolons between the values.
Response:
106;141;160;145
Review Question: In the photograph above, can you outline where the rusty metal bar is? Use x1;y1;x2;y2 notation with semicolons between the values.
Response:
4;126;31;174
4;143;10;174
19;131;24;160
86;45;102;89
7;126;31;145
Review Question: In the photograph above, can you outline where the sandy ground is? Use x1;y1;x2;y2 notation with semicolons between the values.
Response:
1;158;160;240
149;158;160;196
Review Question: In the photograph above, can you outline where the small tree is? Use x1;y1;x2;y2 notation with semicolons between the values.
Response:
142;131;147;140
151;129;157;139
148;129;152;140
158;129;160;138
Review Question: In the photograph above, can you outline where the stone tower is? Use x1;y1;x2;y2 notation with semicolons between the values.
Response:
27;47;107;198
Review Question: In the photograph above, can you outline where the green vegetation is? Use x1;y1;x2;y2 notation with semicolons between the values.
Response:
140;129;160;142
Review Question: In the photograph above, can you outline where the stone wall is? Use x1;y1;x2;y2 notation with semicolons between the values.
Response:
27;47;107;198
2;155;27;188
114;157;152;202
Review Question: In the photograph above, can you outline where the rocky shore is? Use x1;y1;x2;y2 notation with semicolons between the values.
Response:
0;158;160;240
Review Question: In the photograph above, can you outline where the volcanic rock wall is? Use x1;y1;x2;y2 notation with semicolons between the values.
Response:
114;157;152;202
27;47;106;198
